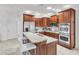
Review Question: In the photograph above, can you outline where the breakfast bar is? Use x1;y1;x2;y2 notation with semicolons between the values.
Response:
23;32;57;55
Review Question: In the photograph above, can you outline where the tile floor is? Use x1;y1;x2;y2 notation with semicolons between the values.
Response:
57;45;79;55
22;45;79;55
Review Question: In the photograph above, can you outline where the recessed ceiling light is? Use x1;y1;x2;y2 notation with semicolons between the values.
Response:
47;7;52;10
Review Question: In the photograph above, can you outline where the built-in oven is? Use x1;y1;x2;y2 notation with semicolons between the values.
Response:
59;23;70;44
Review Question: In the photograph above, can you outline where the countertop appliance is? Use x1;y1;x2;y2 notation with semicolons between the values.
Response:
59;23;70;44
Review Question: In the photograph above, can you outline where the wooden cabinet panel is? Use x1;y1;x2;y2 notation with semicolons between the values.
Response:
42;17;50;27
35;17;50;27
40;32;59;39
39;18;43;27
35;40;57;55
63;11;71;23
23;14;34;22
58;13;64;23
35;41;46;55
58;8;71;23
58;8;75;49
43;32;59;39
35;18;40;27
46;42;57;55
50;15;58;23
49;33;59;39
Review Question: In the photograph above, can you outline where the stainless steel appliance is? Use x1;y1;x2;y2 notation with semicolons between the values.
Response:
59;23;70;44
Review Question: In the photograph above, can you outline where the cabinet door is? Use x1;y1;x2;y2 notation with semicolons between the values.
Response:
36;41;46;55
42;18;47;27
39;19;43;27
58;13;64;23
23;15;30;21
63;11;71;23
50;15;58;23
46;42;57;55
35;18;42;27
23;14;34;22
42;18;50;27
59;10;71;23
35;18;39;27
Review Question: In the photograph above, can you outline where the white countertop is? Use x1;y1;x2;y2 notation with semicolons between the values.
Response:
23;32;46;43
24;32;57;44
36;33;57;43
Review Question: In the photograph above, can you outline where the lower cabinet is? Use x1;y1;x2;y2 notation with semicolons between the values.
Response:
46;42;57;55
39;32;59;39
35;41;57;55
35;41;47;55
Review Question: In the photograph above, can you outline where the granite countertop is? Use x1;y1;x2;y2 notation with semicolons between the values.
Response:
23;32;47;44
24;32;57;44
36;33;57;43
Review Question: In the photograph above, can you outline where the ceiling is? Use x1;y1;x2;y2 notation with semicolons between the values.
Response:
0;4;79;17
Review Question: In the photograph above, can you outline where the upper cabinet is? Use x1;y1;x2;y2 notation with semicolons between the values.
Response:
35;17;50;27
35;18;42;27
58;8;74;23
58;12;64;23
50;15;58;23
23;14;34;22
42;17;50;27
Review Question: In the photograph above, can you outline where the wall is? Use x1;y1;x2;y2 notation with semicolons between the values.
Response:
75;9;79;48
0;5;23;40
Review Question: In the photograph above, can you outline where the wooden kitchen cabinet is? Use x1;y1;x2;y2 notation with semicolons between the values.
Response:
39;18;43;27
49;32;59;39
23;14;34;22
58;8;73;23
44;32;59;39
46;42;57;55
35;41;47;55
35;41;57;55
50;15;58;23
58;12;64;23
35;17;50;27
39;32;59;39
58;8;75;49
35;18;42;27
42;17;50;27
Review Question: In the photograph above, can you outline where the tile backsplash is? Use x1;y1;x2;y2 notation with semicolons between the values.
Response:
35;27;59;33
